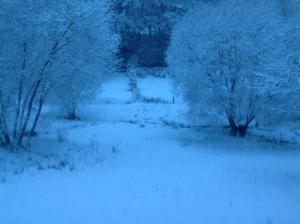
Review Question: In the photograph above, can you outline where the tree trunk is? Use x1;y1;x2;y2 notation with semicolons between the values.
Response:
28;96;45;144
3;133;11;145
227;116;249;137
0;130;11;146
238;124;248;137
67;109;78;120
228;117;238;136
0;108;11;146
0;124;11;146
18;80;41;145
13;79;23;139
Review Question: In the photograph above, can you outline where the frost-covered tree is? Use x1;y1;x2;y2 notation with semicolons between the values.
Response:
277;0;300;122
0;0;118;147
52;1;118;120
1;0;65;146
168;0;296;137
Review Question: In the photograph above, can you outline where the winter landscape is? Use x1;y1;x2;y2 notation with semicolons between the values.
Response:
1;1;300;224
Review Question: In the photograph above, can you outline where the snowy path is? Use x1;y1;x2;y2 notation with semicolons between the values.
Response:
1;76;300;224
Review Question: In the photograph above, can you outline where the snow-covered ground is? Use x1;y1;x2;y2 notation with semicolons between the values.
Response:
137;75;174;102
1;75;300;224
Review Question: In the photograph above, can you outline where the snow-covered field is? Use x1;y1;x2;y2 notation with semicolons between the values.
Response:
1;75;300;224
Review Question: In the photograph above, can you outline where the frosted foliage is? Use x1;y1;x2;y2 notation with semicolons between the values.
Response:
168;0;299;134
51;1;119;119
0;0;118;146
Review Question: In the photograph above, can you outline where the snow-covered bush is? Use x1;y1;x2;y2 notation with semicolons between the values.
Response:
279;0;300;122
167;0;299;137
52;1;119;120
0;0;118;147
1;0;66;146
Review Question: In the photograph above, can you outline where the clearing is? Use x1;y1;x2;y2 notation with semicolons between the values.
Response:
1;75;299;224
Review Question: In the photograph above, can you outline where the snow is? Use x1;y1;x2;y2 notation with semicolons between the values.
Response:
1;75;300;224
97;75;132;104
137;76;174;102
